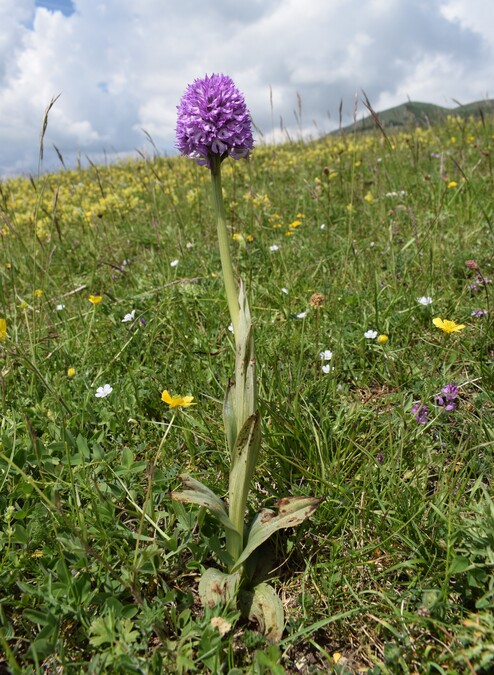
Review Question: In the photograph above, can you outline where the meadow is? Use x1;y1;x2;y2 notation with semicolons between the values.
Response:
0;111;493;673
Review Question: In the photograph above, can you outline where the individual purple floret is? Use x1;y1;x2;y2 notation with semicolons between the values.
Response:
435;383;459;412
176;74;254;168
412;402;429;424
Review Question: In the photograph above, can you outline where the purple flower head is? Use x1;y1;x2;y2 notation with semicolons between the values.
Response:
471;309;488;318
435;383;459;412
412;402;429;425
176;74;254;169
441;383;458;399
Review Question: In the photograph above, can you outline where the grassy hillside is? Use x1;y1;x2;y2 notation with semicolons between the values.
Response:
0;112;494;673
336;98;494;134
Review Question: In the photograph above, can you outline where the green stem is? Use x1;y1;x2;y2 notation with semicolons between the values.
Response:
210;155;243;566
210;156;239;337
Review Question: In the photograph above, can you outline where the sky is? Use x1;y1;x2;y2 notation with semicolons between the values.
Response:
0;0;492;177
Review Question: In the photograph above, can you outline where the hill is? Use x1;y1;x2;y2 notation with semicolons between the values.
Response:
335;98;494;134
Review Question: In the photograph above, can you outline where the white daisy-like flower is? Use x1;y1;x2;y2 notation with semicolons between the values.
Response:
95;384;113;398
417;296;433;306
281;287;289;295
364;330;378;339
122;309;136;323
269;245;280;252
320;223;326;229
322;364;333;374
170;259;179;267
319;350;333;361
56;304;65;311
296;311;308;319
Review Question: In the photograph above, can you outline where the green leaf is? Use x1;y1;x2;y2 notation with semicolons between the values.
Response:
228;411;261;538
449;555;471;575
24;609;56;627
223;378;237;455
239;582;284;642
231;496;322;572
198;567;241;609
89;615;116;647
170;474;240;535
121;446;134;469
234;283;257;429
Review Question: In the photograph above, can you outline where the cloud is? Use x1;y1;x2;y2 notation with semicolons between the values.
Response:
0;0;492;176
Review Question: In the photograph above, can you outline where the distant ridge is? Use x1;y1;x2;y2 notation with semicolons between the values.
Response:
333;99;494;134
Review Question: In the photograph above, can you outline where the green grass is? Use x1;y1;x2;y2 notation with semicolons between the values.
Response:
0;114;493;673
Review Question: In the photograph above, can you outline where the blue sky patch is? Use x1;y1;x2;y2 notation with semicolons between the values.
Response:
35;0;75;17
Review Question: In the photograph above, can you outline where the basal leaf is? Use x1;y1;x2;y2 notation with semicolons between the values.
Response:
198;567;241;609
231;496;322;572
170;474;239;535
239;582;284;641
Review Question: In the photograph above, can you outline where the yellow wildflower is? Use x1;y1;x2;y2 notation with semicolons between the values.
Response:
161;390;196;409
433;317;466;334
364;192;374;204
0;318;7;341
88;294;103;305
67;367;76;378
447;181;458;189
377;334;388;345
34;289;43;298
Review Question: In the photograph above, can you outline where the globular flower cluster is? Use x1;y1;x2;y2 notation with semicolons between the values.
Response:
435;383;459;411
176;74;254;168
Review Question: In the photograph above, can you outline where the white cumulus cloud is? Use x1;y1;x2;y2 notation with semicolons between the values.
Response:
0;0;492;176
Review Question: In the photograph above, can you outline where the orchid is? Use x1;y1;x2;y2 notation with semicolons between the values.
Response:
170;74;320;640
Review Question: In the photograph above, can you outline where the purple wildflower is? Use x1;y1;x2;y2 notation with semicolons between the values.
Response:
435;383;459;412
412;402;429;424
471;309;488;318
176;74;254;168
469;275;492;293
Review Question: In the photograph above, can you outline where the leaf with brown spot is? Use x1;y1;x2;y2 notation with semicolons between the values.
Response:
198;568;241;609
231;496;322;572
